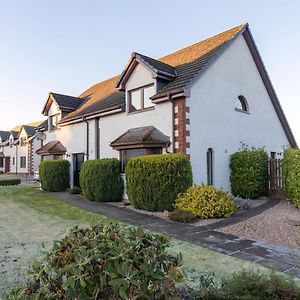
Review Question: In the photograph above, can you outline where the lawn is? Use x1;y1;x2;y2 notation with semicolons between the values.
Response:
0;186;297;298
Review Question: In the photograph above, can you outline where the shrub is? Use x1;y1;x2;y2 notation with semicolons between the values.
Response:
177;270;300;300
282;147;300;207
0;178;21;186
169;209;197;223
126;153;192;211
175;184;238;219
223;270;300;300
8;223;183;300
39;160;70;192
230;148;268;199
80;158;123;202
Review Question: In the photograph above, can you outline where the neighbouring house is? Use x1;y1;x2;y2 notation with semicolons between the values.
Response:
0;131;10;173
0;122;44;175
30;23;296;191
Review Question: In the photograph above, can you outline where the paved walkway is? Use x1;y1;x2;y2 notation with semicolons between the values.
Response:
52;192;300;278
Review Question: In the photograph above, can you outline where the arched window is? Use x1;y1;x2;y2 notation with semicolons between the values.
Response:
235;95;249;113
207;148;214;185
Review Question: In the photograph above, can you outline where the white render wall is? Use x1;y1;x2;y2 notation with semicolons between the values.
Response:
99;63;173;159
188;34;290;191
99;101;173;159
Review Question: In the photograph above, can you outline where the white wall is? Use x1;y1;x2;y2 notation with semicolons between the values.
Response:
42;102;97;185
17;128;29;174
188;34;290;191
99;63;173;159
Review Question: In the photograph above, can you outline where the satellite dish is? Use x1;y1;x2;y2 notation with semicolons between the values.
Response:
36;132;46;141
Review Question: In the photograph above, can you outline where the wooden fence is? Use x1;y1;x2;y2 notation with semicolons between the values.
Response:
267;158;285;198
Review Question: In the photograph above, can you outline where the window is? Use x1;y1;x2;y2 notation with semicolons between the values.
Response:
235;95;249;113
0;158;3;168
128;84;155;112
20;156;26;168
49;114;59;131
207;148;214;185
120;147;162;172
13;157;15;165
20;137;26;146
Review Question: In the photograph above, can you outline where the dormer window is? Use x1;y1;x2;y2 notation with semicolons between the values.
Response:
49;114;59;131
128;84;155;113
235;95;249;113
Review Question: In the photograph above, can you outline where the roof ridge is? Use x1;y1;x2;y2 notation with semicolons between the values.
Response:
159;24;247;63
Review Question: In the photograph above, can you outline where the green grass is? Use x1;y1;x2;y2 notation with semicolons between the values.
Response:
0;186;298;297
3;186;113;225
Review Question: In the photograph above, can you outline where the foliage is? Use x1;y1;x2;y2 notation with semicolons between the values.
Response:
69;186;82;194
39;160;70;192
80;158;123;202
0;178;21;186
174;184;238;219
282;147;300;207
230;147;268;199
169;210;197;223
7;223;183;300
126;154;193;211
177;270;300;300
222;270;300;300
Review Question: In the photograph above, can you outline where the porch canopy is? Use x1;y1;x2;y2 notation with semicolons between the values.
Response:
36;140;66;156
0;152;5;158
110;126;171;150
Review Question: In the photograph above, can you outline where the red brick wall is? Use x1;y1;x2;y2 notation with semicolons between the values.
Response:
174;97;190;154
28;142;33;175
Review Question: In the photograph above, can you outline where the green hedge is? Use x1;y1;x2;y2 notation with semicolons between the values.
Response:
0;178;21;186
230;148;268;199
80;158;123;202
126;153;193;211
39;160;70;192
282;147;300;207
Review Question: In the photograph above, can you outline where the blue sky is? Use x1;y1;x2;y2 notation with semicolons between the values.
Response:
0;0;299;142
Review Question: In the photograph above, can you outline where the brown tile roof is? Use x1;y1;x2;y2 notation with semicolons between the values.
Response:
61;76;125;123
110;126;171;149
61;24;246;123
36;140;66;155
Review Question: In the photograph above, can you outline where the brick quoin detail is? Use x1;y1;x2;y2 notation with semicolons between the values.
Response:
28;142;33;175
174;97;189;154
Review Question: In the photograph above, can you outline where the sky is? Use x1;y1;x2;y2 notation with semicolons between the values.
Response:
0;0;299;142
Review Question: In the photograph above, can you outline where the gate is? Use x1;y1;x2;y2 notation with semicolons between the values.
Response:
267;158;285;198
4;157;10;173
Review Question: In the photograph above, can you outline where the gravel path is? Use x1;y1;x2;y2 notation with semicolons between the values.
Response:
220;200;300;249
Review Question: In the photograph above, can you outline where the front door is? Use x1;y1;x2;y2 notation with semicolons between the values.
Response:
5;157;10;173
73;153;85;187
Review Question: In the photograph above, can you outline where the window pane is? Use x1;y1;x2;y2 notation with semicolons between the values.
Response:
130;90;142;111
143;86;155;108
121;149;145;172
235;98;243;110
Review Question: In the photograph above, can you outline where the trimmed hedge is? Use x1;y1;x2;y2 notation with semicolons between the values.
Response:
80;158;123;202
282;147;300;207
126;153;193;211
39;160;70;192
0;178;21;186
230;148;268;199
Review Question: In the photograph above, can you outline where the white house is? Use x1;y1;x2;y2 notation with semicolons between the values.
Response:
0;122;44;175
36;23;296;191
